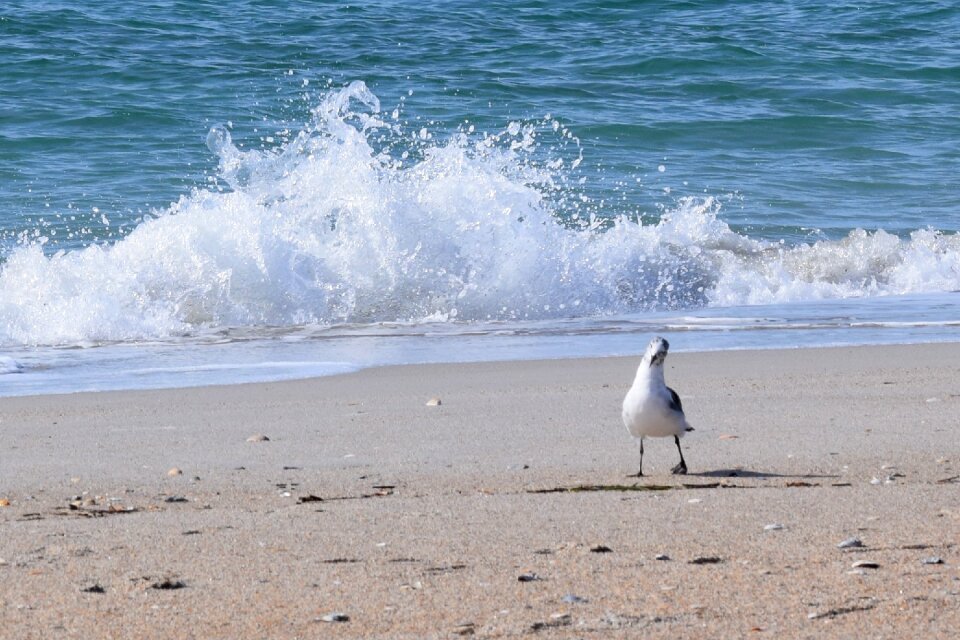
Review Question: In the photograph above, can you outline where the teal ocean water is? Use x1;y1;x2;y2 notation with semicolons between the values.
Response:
1;1;959;395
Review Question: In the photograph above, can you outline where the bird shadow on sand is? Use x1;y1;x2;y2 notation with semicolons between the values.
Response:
690;469;841;480
527;469;847;495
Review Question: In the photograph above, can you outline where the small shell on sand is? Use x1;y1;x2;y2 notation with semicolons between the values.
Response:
318;613;349;623
837;537;864;549
167;467;183;477
561;594;588;603
851;560;880;569
0;498;10;507
426;397;442;406
246;434;270;442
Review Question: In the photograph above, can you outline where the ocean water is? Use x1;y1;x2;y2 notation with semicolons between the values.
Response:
1;1;958;396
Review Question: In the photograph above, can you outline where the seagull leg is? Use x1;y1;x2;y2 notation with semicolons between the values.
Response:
627;438;644;478
670;435;688;475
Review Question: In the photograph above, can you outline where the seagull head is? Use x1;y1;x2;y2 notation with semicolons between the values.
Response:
645;336;670;368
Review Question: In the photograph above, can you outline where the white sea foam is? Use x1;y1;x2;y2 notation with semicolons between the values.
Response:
709;227;960;306
0;82;958;347
0;355;23;373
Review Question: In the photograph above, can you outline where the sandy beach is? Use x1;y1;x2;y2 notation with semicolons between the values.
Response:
1;343;958;638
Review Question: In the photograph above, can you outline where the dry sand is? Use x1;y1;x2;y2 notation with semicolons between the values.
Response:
1;343;959;638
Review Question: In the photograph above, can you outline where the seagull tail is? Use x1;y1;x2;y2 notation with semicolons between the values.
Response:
685;425;695;432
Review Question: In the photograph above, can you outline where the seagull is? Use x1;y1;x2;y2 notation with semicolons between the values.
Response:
622;336;693;476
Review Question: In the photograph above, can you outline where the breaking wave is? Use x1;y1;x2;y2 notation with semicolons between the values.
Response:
1;82;958;347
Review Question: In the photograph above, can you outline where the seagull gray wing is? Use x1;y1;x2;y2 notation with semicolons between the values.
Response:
666;386;684;414
668;386;694;431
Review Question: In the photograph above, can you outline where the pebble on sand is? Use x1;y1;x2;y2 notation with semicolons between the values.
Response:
426;397;442;406
0;498;10;507
851;560;880;569
246;434;270;442
167;467;183;477
922;557;944;565
764;523;785;531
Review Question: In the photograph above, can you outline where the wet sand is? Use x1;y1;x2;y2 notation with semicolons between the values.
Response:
1;343;959;638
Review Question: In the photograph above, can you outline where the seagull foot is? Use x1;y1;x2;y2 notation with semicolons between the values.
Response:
626;471;644;478
671;462;687;475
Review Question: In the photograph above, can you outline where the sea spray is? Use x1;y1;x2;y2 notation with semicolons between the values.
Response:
1;82;959;348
